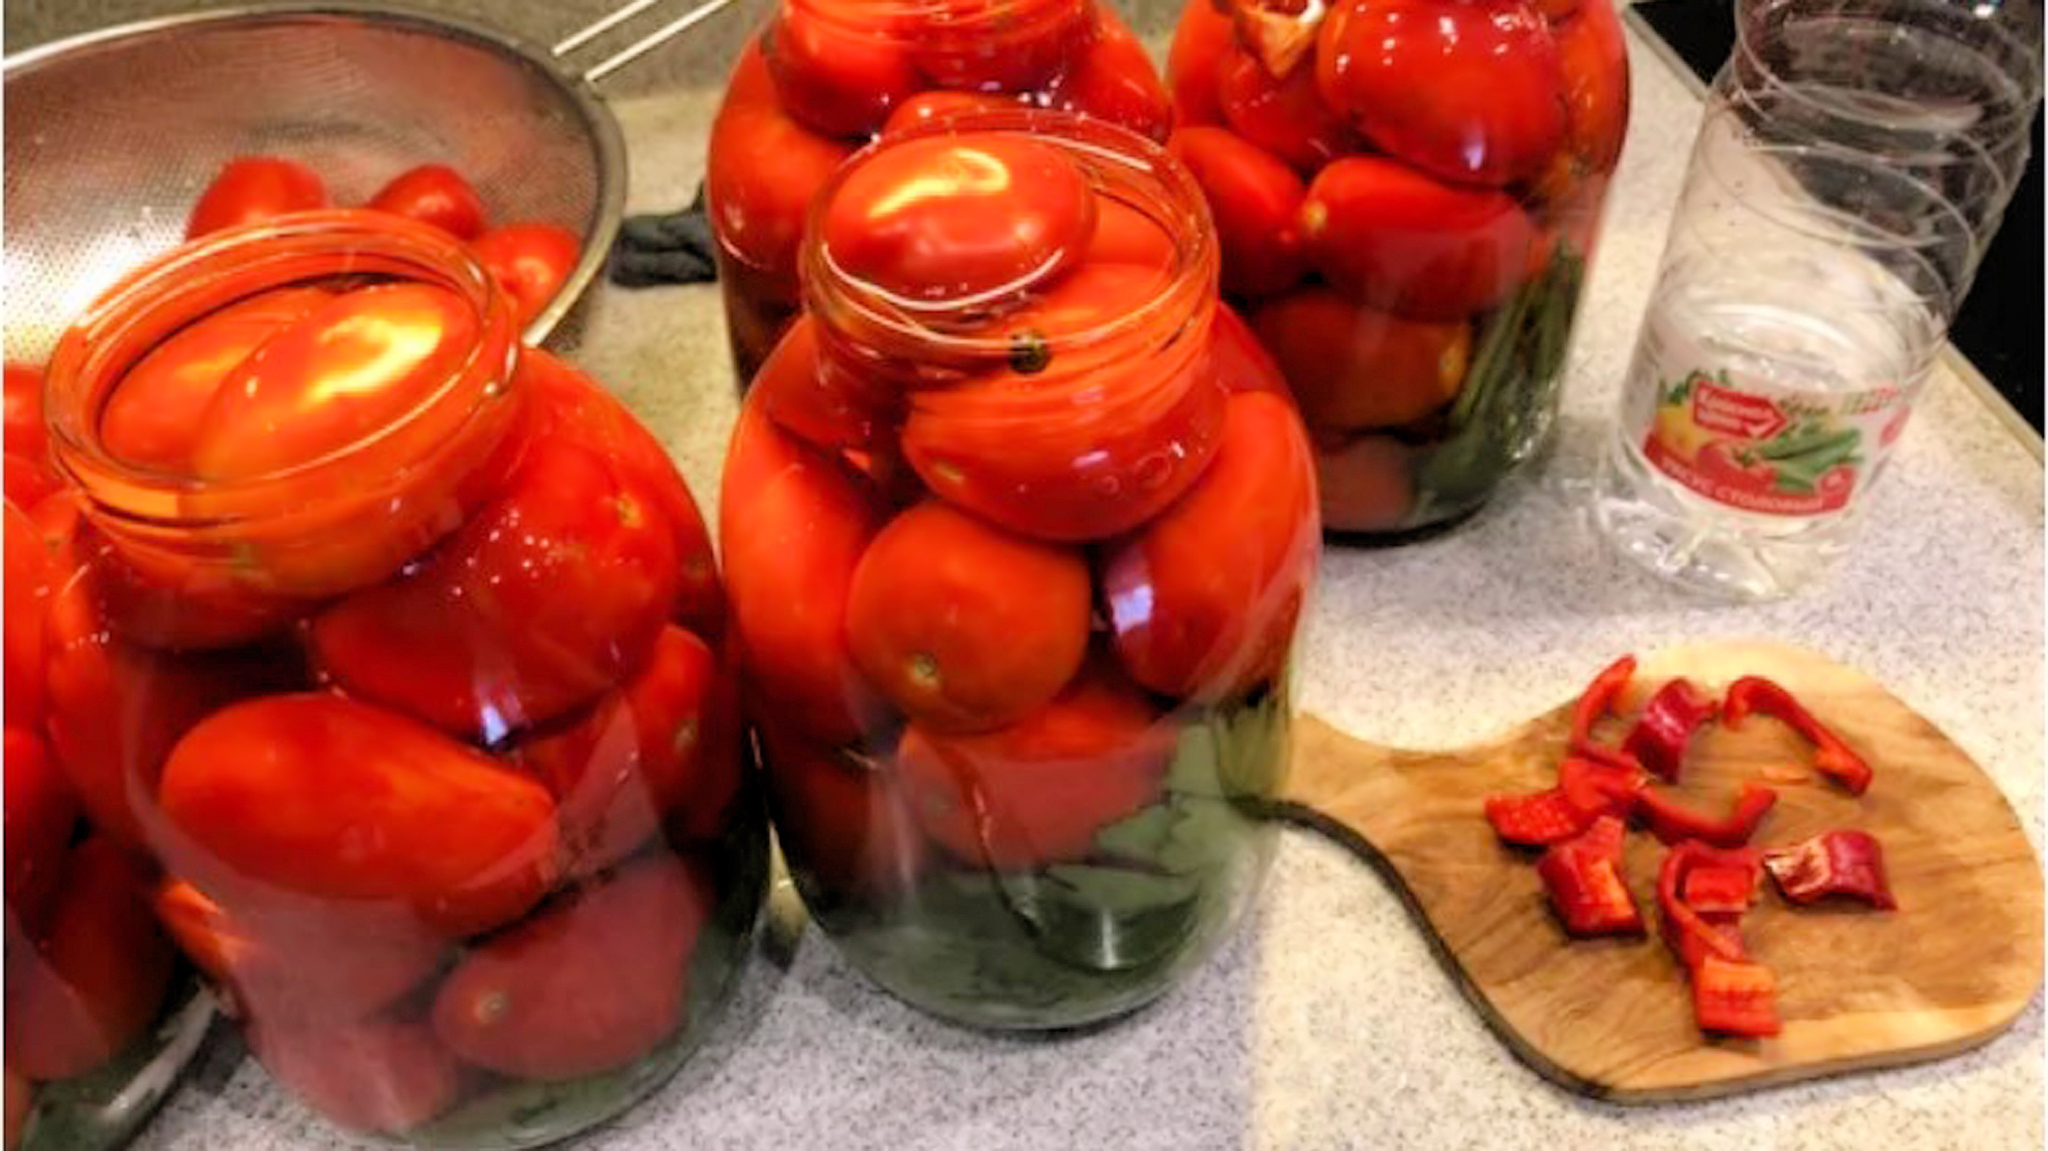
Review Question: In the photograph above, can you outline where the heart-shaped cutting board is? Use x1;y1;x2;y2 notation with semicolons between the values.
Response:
1274;640;2042;1102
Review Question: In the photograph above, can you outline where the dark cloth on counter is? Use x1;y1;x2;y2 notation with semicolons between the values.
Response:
608;184;719;288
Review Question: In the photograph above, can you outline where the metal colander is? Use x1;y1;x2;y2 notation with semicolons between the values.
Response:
2;2;635;364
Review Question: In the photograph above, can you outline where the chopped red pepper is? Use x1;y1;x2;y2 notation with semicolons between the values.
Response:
1657;841;1751;967
1485;788;1592;846
1681;864;1760;914
1722;675;1874;795
1691;954;1782;1037
1535;816;1643;937
1638;782;1779;847
1622;677;1718;781
1763;829;1898;910
1567;654;1637;762
1558;756;1648;819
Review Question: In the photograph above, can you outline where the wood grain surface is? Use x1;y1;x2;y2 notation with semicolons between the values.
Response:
1276;640;2043;1102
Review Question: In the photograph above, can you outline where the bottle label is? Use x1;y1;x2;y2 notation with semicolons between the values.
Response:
1640;369;1911;517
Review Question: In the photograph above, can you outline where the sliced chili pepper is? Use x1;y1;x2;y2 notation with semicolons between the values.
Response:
1535;815;1643;937
1722;675;1873;795
1763;829;1897;910
1681;864;1759;915
1484;788;1592;847
1639;782;1778;847
1622;677;1717;781
1657;841;1750;967
1558;756;1648;819
1690;954;1781;1037
1567;653;1637;762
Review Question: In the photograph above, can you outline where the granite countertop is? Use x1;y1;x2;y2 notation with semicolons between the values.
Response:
9;1;2044;1147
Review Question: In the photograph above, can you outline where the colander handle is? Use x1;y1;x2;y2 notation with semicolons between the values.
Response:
552;0;746;83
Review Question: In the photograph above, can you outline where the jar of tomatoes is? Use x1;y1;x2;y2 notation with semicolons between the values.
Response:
706;0;1174;384
723;112;1317;1029
30;212;764;1146
1167;0;1630;536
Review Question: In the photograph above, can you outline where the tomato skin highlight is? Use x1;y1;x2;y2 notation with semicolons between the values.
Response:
368;164;489;240
186;157;328;239
1217;46;1356;174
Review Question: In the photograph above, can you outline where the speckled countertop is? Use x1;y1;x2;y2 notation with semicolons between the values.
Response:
9;1;2044;1147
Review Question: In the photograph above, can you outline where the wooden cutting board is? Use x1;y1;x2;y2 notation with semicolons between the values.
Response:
1274;640;2043;1102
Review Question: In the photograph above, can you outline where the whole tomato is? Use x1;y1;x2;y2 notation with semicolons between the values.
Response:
368;163;489;240
101;286;334;473
250;1013;461;1135
157;694;559;936
1251;287;1471;430
751;316;902;453
3;364;44;463
1556;0;1630;174
910;0;1096;92
820;134;1096;305
186;156;329;239
4;837;175;1080
1299;157;1537;321
3;728;73;931
310;431;682;741
1316;433;1416;532
1216;46;1356;174
765;3;920;139
1103;389;1317;701
896;665;1171;870
1170;127;1309;298
759;725;929;898
1082;196;1176;272
4;501;49;727
1315;0;1566;187
708;45;857;304
720;395;888;746
431;854;708;1081
470;223;580;329
1166;0;1234;128
1044;16;1174;143
846;501;1091;733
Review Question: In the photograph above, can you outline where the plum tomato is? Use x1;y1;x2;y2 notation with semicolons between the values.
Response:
514;626;733;877
709;44;858;302
1166;0;1235;128
752;316;902;452
1316;433;1416;532
758;724;929;897
157;693;559;936
881;91;1017;137
310;431;681;741
3;728;74;931
846;501;1091;733
821;134;1096;306
766;2;921;139
185;157;328;239
367;163;489;240
910;0;1097;93
1315;0;1566;187
102;285;334;473
1299;157;1537;321
3;837;175;1080
3;1065;26;1151
1556;0;1630;174
1208;302;1291;396
431;854;708;1081
1044;15;1174;143
250;1012;461;1135
720;395;888;745
1103;389;1316;700
1082;195;1176;272
896;665;1171;870
1216;45;1355;174
1170;127;1309;298
3;364;44;463
4;501;49;728
470;223;580;329
1251;287;1470;430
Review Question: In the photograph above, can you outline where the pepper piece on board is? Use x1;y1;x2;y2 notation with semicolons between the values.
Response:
1622;677;1718;781
1535;815;1643;936
1681;863;1761;915
1657;841;1752;967
1764;829;1898;910
1639;781;1779;847
1485;788;1593;846
1566;654;1638;765
1722;675;1873;795
1691;953;1781;1037
1558;755;1647;819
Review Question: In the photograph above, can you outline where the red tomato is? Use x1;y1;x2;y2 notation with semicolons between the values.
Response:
758;724;929;897
896;666;1171;870
1300;157;1537;321
3;837;175;1080
751;317;901;452
821;134;1096;305
431;854;708;1080
367;163;489;240
1251;287;1470;430
766;3;920;139
153;881;446;1028
846;501;1090;732
56;515;315;652
1216;46;1355;174
312;431;680;740
1104;390;1317;700
1045;15;1174;143
515;627;730;877
881;91;1016;137
1170;127;1309;298
4;501;49;728
186;157;329;239
1536;0;1581;17
102;286;334;473
1316;0;1566;187
720;396;888;745
157;694;559;936
1556;0;1630;174
3;365;44;463
1166;0;1234;128
470;223;579;329
4;1065;27;1150
1316;433;1416;532
3;728;73;931
1208;302;1291;396
708;44;858;304
1;456;58;512
1082;195;1176;271
910;0;1096;92
250;1012;461;1135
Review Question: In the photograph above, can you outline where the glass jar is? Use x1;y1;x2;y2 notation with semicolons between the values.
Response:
34;212;765;1147
706;0;1175;384
1167;0;1630;537
722;112;1317;1029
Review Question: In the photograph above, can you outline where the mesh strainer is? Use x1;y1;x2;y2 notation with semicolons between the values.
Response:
2;0;732;364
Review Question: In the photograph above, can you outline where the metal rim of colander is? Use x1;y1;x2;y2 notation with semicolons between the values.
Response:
3;0;630;347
